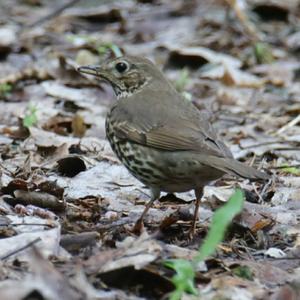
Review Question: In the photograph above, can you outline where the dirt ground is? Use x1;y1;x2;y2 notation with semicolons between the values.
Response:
0;0;300;299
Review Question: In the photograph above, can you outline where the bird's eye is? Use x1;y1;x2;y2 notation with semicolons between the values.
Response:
115;61;128;73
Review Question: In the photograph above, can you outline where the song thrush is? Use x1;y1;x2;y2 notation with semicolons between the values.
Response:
78;56;269;234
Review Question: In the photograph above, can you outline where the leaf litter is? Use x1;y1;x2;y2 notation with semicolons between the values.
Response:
0;0;300;299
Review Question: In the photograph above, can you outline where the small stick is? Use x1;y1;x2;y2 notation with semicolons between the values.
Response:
26;0;81;29
276;114;300;135
0;237;41;260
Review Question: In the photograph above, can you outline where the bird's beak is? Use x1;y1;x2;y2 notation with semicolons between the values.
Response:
77;65;102;77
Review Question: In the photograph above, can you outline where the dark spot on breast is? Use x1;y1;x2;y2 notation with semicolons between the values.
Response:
139;167;154;175
150;174;164;180
131;166;139;172
133;158;143;166
126;154;135;161
134;151;142;158
138;173;151;179
146;161;165;173
146;161;157;169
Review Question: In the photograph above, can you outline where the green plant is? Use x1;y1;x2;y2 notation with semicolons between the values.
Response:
165;189;245;300
97;43;122;58
165;259;198;300
66;34;122;58
0;83;12;97
175;68;190;92
232;265;253;281
23;104;38;128
280;165;300;176
254;42;274;64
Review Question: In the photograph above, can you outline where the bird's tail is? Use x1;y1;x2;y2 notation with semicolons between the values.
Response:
206;156;270;180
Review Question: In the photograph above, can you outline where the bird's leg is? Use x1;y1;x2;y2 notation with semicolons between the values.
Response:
133;187;160;233
188;187;203;238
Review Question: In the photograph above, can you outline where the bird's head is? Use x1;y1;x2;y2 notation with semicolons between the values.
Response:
78;56;169;98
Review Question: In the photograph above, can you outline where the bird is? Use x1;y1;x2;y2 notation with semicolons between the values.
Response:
77;55;269;235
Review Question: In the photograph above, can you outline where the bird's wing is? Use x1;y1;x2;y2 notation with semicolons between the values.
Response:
110;96;230;158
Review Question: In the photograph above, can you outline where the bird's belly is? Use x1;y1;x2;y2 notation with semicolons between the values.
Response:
106;122;223;193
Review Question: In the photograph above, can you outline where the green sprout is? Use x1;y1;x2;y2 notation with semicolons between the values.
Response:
97;43;122;58
165;189;245;300
174;68;192;101
23;103;38;128
165;259;198;300
0;83;12;97
254;42;274;64
175;68;190;92
232;265;254;281
280;165;300;176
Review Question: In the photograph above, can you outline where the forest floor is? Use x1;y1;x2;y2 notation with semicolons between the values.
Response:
0;0;300;299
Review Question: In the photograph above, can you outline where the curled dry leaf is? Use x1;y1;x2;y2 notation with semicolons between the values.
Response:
202;64;265;88
64;4;123;22
12;190;65;212
84;233;162;274
166;46;242;69
60;231;99;252
29;127;79;148
0;215;68;261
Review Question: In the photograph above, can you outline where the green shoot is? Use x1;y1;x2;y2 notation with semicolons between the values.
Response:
164;259;198;300
232;265;254;281
166;189;245;300
23;104;38;128
254;42;274;64
66;34;122;58
0;83;12;97
280;165;300;176
175;68;190;92
196;189;244;261
97;43;122;58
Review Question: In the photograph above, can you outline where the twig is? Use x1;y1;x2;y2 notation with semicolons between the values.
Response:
276;114;300;135
0;161;14;176
1;237;41;260
272;147;300;151
271;164;300;169
0;223;55;227
224;0;262;41
240;141;283;149
26;0;81;29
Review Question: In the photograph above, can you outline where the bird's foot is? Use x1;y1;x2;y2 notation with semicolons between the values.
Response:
187;227;196;240
187;220;199;240
131;218;144;235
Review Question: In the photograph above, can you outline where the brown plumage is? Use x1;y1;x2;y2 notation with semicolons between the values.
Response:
78;56;269;234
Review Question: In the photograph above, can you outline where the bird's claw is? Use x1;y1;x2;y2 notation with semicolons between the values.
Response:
131;218;144;235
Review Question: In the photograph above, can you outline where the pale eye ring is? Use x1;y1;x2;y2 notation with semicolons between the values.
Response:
115;61;128;73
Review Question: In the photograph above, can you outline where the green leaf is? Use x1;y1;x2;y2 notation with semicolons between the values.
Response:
97;43;122;58
165;259;198;300
23;104;38;128
196;189;244;262
254;42;274;64
280;165;300;176
232;265;254;281
165;189;245;300
0;83;12;97
110;44;122;58
175;68;190;92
